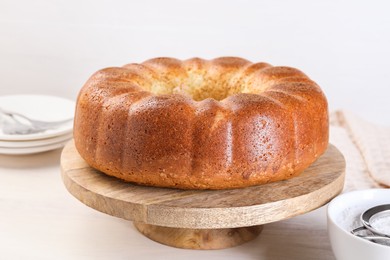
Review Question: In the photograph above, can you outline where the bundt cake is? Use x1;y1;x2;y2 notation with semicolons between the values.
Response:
74;57;328;190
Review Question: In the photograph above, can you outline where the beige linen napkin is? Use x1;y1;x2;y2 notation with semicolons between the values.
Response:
330;110;390;191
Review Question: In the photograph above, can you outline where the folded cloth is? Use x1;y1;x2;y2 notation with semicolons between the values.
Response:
330;110;390;191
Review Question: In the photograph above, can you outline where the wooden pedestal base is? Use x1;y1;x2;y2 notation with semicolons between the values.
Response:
134;222;263;249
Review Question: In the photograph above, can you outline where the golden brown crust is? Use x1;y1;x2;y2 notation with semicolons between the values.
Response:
74;57;329;189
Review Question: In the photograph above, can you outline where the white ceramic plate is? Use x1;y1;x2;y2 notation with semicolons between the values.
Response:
0;132;73;148
0;95;75;141
0;138;72;155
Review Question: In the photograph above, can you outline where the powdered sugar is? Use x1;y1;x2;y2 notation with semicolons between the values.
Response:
370;210;390;236
337;205;390;247
337;205;364;231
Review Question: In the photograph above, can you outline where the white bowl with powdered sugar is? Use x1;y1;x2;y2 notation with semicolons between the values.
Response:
327;189;390;260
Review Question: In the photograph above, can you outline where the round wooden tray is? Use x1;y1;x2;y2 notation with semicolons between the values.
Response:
61;141;345;249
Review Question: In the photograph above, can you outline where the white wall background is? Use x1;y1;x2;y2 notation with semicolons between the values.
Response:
1;0;390;125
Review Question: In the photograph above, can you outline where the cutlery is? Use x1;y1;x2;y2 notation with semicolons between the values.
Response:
0;107;73;135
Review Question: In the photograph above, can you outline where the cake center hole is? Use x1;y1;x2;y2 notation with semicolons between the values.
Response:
149;72;252;101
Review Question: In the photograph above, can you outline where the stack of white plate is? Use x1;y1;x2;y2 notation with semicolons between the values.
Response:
0;95;75;155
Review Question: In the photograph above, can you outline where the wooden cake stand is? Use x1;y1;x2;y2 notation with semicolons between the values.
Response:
61;141;345;250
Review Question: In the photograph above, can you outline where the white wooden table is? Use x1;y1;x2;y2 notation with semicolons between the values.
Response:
0;148;335;260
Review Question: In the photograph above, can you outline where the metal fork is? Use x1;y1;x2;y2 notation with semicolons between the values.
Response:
0;107;73;135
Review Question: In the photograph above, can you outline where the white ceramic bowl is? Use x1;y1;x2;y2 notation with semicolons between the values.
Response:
327;189;390;260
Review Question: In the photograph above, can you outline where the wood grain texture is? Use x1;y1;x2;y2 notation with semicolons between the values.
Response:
61;140;345;229
134;222;263;249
